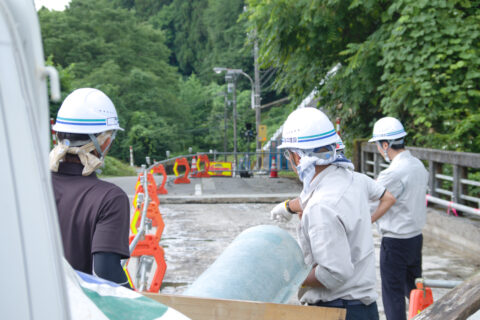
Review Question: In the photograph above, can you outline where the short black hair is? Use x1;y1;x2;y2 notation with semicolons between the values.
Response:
378;138;405;150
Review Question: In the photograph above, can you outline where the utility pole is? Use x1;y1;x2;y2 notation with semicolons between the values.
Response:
253;31;262;169
223;91;228;162
226;72;238;175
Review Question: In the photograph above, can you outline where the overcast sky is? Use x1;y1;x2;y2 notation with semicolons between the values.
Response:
34;0;71;11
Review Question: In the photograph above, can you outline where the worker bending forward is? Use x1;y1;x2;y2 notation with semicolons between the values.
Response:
369;117;429;320
278;108;395;319
50;88;130;287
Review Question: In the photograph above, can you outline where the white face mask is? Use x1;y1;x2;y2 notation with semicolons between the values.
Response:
293;146;337;196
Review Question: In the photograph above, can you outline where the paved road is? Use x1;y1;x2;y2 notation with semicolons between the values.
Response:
104;175;303;199
104;175;480;319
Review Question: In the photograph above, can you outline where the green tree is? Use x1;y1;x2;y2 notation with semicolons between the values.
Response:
126;111;177;162
247;0;480;152
39;0;182;162
378;0;480;151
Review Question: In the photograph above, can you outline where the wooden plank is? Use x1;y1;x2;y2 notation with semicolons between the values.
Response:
143;293;346;320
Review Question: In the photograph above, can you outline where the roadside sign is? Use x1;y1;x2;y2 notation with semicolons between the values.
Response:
258;125;267;142
208;162;232;177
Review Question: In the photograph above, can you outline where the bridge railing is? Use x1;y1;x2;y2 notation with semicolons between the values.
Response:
358;142;480;216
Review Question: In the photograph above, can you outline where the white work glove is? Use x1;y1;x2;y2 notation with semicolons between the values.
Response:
270;201;293;222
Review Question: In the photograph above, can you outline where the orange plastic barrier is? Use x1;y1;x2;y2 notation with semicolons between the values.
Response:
193;154;210;178
408;283;434;319
151;164;168;194
127;170;167;293
130;201;165;241
134;173;159;204
130;172;164;240
173;157;191;184
126;235;167;293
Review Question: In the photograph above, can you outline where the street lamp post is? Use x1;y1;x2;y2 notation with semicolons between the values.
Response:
225;72;238;174
214;67;260;173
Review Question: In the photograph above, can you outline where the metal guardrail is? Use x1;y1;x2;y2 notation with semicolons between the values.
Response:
360;143;480;216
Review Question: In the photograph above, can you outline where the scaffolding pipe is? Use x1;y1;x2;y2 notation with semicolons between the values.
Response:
416;278;462;289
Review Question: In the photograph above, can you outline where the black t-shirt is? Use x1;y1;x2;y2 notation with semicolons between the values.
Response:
51;162;130;274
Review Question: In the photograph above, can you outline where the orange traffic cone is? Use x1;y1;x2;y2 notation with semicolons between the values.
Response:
269;157;278;178
191;156;198;177
408;282;434;319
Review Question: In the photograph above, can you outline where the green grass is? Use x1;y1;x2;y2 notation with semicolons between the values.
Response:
278;170;297;179
100;156;137;177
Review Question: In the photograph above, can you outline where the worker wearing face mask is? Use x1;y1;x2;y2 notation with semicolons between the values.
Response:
369;117;429;320
275;108;395;320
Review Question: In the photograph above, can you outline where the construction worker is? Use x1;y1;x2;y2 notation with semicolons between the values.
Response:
50;88;130;288
271;137;350;220
369;117;429;320
276;108;395;319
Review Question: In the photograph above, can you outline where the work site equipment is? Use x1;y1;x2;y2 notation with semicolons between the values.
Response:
368;116;407;142
190;156;197;177
269;157;278;178
193;154;211;178
127;235;167;293
207;161;232;177
50;118;57;145
173;157;191;184
278;108;338;150
125;166;167;293
152;164;168;194
408;281;434;319
184;225;309;303
52;88;123;134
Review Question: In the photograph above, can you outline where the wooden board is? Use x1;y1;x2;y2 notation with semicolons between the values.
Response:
143;293;345;320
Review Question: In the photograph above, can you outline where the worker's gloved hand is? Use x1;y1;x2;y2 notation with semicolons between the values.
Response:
270;201;293;222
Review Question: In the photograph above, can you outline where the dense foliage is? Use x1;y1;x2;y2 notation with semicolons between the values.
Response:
40;0;480;165
247;0;480;152
39;0;266;164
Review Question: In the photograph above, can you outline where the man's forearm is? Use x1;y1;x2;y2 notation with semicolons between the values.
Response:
93;252;131;288
371;190;396;223
302;265;324;288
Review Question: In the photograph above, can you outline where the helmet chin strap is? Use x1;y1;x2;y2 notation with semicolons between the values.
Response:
89;130;117;161
377;140;394;163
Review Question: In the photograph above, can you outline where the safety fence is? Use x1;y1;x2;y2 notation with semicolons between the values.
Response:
123;150;289;293
122;164;168;292
359;142;480;216
149;151;291;176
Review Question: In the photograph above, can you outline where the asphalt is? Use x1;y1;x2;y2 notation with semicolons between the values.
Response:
106;175;303;203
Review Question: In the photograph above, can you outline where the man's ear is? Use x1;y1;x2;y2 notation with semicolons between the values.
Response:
292;152;301;165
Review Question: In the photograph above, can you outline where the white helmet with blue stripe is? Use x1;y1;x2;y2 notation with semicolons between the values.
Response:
369;116;406;142
278;107;339;150
53;88;123;134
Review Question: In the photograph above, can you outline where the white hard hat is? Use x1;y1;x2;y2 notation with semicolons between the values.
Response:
278;108;338;150
368;116;406;142
53;88;123;134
